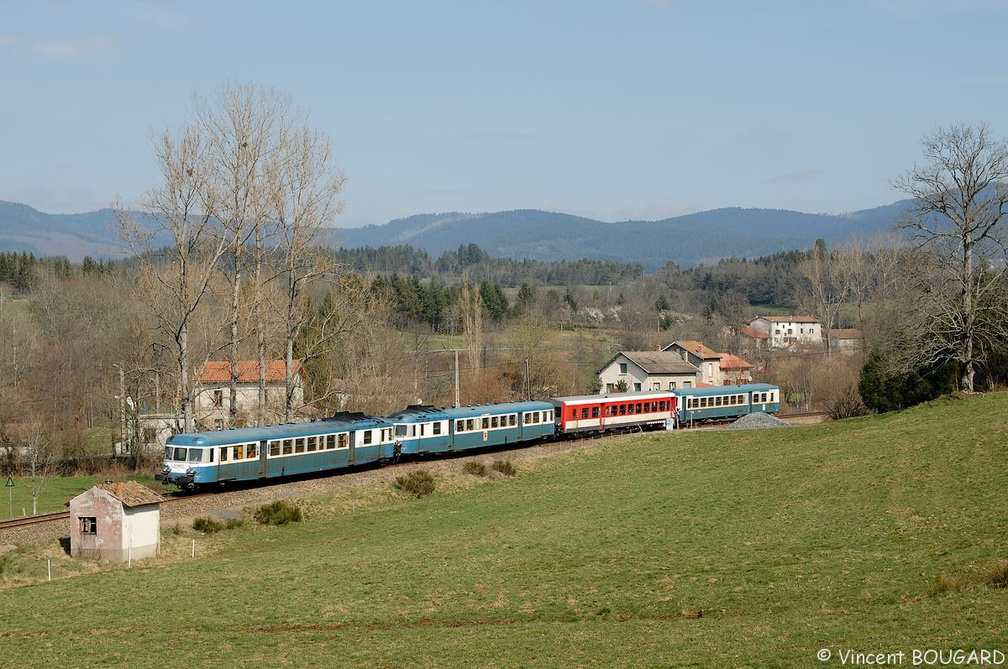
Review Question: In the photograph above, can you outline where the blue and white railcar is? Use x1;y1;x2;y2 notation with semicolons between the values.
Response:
675;383;780;425
385;401;555;455
158;412;395;489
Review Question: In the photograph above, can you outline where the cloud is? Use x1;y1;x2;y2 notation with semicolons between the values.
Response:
32;35;116;59
765;169;824;185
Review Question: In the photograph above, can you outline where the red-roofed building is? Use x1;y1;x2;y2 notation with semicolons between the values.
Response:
718;353;754;385
663;340;724;385
194;360;305;428
747;316;823;349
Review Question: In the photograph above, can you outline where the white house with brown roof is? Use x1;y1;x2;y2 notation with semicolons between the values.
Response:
597;351;701;393
194;360;305;429
67;481;164;562
747;316;823;349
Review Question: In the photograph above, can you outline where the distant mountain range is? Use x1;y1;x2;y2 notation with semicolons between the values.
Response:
0;200;911;270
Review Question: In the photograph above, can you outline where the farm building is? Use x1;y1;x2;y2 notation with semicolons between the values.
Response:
67;481;164;562
747;316;823;349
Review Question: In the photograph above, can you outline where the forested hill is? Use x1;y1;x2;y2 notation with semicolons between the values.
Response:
0;200;909;269
333;204;910;270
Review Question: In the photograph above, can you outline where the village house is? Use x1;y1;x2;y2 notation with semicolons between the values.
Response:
194;360;305;429
746;316;823;349
663;340;724;385
827;328;864;355
597;351;701;393
67;481;164;562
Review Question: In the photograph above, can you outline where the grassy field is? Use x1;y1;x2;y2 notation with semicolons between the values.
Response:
2;474;156;518
1;393;1006;667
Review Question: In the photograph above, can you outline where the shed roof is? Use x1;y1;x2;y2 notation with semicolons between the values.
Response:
68;481;165;508
617;351;701;375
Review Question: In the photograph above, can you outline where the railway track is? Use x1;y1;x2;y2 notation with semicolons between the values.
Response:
0;509;70;531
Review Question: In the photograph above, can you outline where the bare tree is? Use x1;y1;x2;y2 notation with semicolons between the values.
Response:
193;83;287;424
892;122;1008;392
23;423;53;516
460;272;484;372
272;122;347;422
117;125;228;432
797;239;848;356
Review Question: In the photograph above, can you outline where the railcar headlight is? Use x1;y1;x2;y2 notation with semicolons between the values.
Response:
185;468;195;476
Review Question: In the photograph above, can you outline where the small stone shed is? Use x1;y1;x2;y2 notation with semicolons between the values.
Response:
67;481;165;562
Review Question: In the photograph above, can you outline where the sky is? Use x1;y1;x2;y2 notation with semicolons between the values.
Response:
3;0;1008;227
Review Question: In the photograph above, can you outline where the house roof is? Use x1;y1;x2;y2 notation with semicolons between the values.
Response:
754;315;819;324
827;328;863;340
197;360;303;384
616;351;701;375
68;481;165;508
668;340;722;359
718;353;752;371
741;325;768;340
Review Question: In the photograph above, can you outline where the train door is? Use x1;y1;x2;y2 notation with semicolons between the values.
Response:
258;439;268;479
348;431;357;466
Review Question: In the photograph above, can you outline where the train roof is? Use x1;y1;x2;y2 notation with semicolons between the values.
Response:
673;383;779;397
549;390;676;406
384;400;555;422
167;413;391;447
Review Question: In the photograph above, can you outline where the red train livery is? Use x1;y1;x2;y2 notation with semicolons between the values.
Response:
549;391;677;436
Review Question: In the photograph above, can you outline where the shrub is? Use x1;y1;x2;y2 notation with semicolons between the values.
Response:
254;500;303;525
827;382;867;420
463;461;489;477
491;459;517;477
929;572;966;596
396;470;436;498
985;559;1008;589
192;516;224;534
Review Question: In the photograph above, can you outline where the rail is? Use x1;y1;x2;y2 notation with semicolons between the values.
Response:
0;509;70;531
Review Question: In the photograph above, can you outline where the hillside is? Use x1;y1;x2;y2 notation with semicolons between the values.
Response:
1;393;1006;666
0;199;909;269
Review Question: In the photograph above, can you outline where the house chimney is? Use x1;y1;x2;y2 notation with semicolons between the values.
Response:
116;482;123;498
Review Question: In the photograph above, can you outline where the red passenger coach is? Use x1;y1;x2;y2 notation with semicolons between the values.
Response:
550;391;677;436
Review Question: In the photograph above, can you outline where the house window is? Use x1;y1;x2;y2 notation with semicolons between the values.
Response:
80;517;97;535
633;383;641;391
652;382;660;391
619;363;628;374
669;382;676;390
606;383;616;392
707;363;713;378
213;390;223;408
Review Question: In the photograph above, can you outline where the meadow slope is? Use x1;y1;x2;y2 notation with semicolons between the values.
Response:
1;394;1006;668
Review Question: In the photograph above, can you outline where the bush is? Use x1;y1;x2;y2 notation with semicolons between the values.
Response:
192;516;224;534
985;559;1008;589
396;470;436;498
827;382;867;420
463;461;489;477
254;500;303;525
491;459;517;477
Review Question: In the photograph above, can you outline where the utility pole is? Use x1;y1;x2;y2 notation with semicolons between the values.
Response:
454;348;460;408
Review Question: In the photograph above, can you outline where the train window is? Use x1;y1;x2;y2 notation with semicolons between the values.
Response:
547;410;553;421
762;393;768;403
307;436;317;452
491;416;499;428
579;407;587;419
619;404;626;415
591;407;599;418
627;403;635;414
509;414;517;426
636;403;643;413
283;439;293;455
363;430;373;445
189;449;204;463
325;435;335;450
337;434;348;449
467;419;475;431
715;397;722;407
269;441;280;456
234;445;244;460
246;443;256;458
395;425;407;437
770;392;776;402
219;447;229;462
456;420;465;432
534;411;541;423
420;424;425;437
295;439;305;454
433;422;442;435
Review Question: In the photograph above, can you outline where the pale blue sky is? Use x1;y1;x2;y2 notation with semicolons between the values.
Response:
2;0;1007;226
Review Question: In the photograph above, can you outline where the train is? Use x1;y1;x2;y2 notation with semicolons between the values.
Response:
157;383;780;490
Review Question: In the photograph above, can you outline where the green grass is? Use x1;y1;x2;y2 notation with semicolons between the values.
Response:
1;393;1006;667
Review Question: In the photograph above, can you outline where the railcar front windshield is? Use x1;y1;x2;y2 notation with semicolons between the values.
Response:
164;446;207;463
